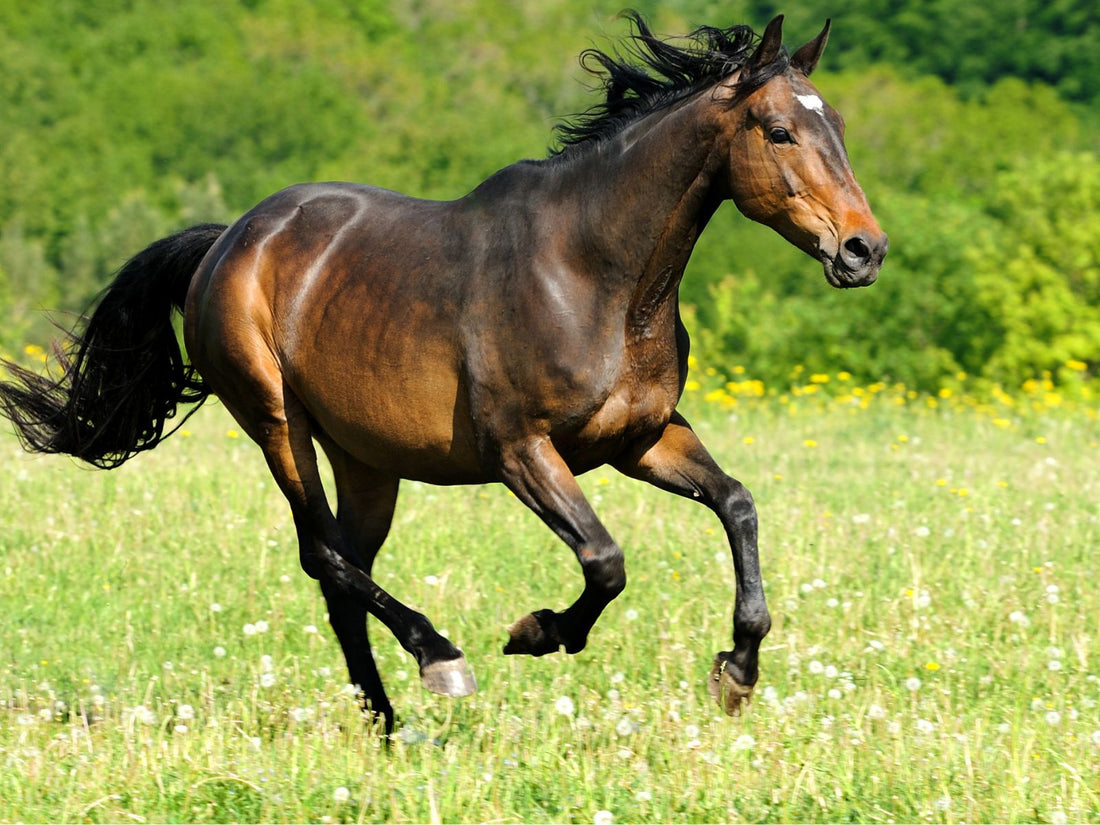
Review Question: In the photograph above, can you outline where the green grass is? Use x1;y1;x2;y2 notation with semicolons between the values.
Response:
1;383;1099;823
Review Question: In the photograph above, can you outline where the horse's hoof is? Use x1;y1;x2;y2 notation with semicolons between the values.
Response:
420;657;477;697
503;610;562;656
708;656;754;716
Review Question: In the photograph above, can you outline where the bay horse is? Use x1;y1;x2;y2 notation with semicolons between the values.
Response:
0;14;886;734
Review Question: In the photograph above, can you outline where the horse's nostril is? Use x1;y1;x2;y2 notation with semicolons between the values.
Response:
844;236;871;262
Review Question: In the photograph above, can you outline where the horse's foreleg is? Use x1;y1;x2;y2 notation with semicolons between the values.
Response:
500;436;626;656
615;412;770;716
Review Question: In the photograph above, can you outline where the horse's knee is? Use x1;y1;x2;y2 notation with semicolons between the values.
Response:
717;478;756;526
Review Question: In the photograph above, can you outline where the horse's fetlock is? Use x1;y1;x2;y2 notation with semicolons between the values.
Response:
736;606;772;641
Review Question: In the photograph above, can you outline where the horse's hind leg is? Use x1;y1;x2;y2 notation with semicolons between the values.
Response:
319;448;400;733
209;358;475;711
499;436;626;657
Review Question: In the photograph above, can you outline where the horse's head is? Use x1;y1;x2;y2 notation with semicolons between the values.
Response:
717;16;887;287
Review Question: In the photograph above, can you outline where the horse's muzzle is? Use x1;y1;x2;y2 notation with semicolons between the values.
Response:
824;231;888;288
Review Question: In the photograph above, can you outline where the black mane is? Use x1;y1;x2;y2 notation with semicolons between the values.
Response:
553;12;789;155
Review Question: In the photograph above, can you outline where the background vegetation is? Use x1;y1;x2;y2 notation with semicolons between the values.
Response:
1;0;1098;391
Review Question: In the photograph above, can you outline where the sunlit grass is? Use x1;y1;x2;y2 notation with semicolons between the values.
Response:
1;367;1099;822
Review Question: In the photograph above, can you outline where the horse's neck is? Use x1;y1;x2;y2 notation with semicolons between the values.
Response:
556;96;726;330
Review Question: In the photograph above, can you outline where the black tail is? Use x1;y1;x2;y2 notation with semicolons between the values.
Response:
0;223;228;469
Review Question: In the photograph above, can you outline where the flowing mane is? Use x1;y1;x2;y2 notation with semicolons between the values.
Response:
553;11;790;154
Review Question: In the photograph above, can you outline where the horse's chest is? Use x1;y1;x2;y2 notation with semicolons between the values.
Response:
556;373;679;469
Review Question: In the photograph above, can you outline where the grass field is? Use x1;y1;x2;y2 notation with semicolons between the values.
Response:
1;370;1099;823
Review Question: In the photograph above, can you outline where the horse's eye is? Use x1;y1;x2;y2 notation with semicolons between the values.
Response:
768;127;793;144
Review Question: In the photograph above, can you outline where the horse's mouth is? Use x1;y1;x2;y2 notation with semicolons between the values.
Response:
822;254;879;288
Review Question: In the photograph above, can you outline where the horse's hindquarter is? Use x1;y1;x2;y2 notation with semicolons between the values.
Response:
187;184;484;482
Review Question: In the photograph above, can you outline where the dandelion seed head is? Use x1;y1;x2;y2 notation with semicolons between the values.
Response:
213;645;227;658
176;704;195;721
905;677;922;692
594;810;614;825
260;672;276;688
334;786;351;805
555;696;575;717
733;733;756;751
1045;710;1062;726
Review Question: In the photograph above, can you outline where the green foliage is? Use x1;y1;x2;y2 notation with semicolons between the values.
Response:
0;0;1097;389
966;152;1100;384
738;0;1100;105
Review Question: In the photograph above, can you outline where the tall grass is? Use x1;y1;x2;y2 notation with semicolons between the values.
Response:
1;374;1098;823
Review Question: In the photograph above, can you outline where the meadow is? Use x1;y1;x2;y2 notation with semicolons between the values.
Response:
1;364;1098;823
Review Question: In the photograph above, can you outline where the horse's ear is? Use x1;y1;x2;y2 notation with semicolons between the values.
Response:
791;19;831;76
746;15;785;73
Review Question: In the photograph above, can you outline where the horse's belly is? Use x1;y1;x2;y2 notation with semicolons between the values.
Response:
291;360;486;485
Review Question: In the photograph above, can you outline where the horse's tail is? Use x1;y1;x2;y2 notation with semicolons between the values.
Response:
0;223;228;469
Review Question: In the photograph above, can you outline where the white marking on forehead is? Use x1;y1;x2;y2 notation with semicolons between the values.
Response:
796;93;825;115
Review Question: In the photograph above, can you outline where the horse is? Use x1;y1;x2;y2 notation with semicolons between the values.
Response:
0;13;886;735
